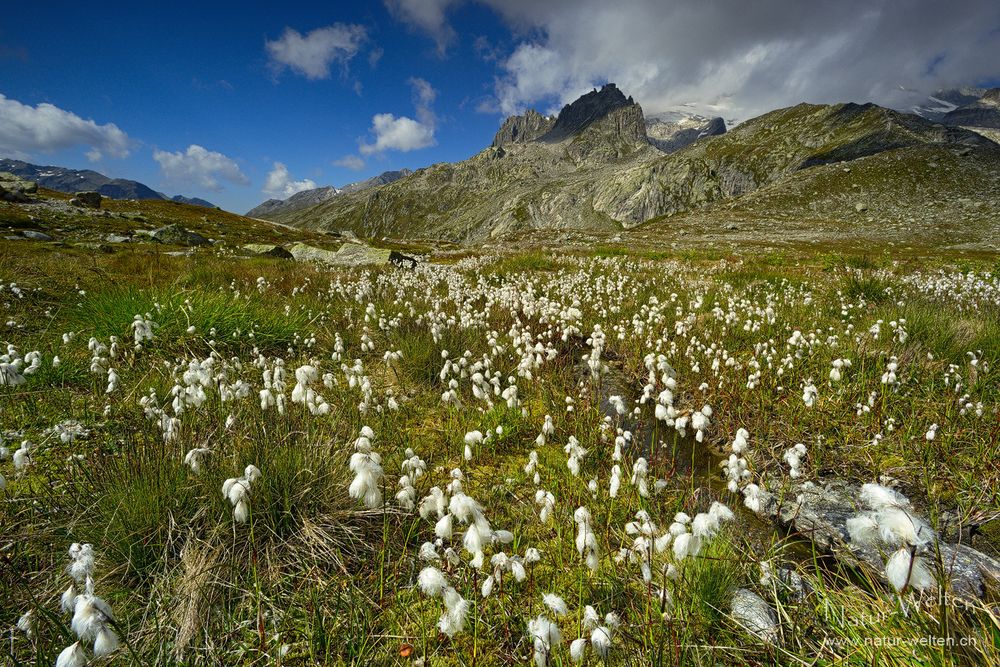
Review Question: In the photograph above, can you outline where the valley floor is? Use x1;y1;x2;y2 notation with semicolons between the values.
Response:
2;238;999;666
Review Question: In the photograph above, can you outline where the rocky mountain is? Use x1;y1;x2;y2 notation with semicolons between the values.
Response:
246;169;413;218
0;158;215;207
646;113;726;153
537;83;642;143
596;102;996;226
270;86;998;245
492;110;555;147
911;87;986;122
269;83;657;240
943;88;1000;129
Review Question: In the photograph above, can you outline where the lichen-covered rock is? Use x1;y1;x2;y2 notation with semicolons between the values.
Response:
243;243;293;259
289;242;391;266
730;588;779;643
72;191;103;208
151;223;209;246
0;172;37;202
752;479;1000;599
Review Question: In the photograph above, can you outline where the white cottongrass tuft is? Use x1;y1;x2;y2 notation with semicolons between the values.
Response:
348;427;384;508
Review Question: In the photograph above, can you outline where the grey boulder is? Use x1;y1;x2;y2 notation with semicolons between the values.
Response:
752;479;1000;599
243;243;294;259
72;191;103;208
151;223;209;246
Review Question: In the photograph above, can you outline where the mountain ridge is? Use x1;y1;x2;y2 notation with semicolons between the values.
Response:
0;158;216;208
245;169;413;218
267;87;999;244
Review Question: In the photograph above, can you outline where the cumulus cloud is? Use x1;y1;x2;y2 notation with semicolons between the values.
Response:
384;0;456;54
334;154;366;170
153;144;249;191
262;162;317;198
392;0;1000;123
0;93;130;161
359;77;437;155
266;24;367;80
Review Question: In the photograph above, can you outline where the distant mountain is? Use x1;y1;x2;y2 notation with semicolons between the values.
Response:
645;113;726;153
266;85;999;244
911;87;986;122
169;195;217;208
246;169;412;218
943;88;1000;129
340;169;413;195
0;158;215;207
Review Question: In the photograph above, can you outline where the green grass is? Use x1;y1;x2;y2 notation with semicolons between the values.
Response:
3;242;1000;666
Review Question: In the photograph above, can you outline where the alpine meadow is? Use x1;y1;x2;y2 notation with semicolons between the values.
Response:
3;2;1000;666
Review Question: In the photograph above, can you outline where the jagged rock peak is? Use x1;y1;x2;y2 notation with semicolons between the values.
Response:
492;109;555;147
539;83;638;143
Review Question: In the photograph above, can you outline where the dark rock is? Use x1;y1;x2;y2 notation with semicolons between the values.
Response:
21;230;53;241
389;250;418;269
539;83;636;143
150;223;209;246
73;191;102;208
243;243;293;259
753;479;1000;599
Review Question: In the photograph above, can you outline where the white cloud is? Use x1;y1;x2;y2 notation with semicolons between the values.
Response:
359;78;437;155
334;154;366;170
262;162;317;198
359;114;435;155
393;0;1000;124
266;24;367;80
0;93;130;161
153;144;249;191
384;0;456;53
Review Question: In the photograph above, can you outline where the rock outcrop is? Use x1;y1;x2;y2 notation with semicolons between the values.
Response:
150;223;209;246
71;191;102;208
0;172;38;202
243;243;294;259
752;479;1000;599
289;241;393;266
538;83;640;143
492;110;555;147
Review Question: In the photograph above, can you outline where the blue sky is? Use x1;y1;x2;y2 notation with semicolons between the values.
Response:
2;0;999;213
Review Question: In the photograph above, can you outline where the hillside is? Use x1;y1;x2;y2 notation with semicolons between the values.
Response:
271;92;998;246
595;102;996;225
0;158;215;207
246;169;413;218
0;185;321;248
271;84;659;241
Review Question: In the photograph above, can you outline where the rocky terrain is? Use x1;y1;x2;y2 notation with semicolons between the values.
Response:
260;85;999;250
0;158;215;207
